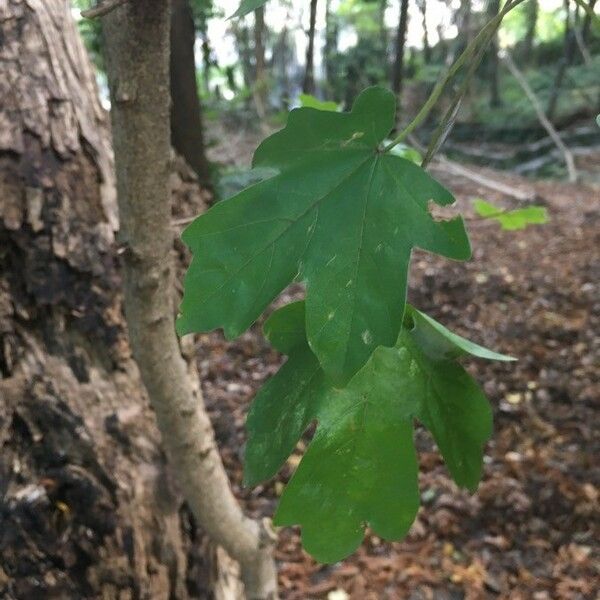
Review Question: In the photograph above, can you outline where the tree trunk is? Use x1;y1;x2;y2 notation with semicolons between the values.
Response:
487;0;502;108
523;0;538;59
102;2;278;599
460;0;472;45
253;6;268;118
392;0;410;103
275;24;292;110
170;0;212;187
324;0;338;96
0;1;219;598
197;11;213;96
417;0;431;64
582;0;597;43
547;0;577;121
303;0;319;95
379;0;388;65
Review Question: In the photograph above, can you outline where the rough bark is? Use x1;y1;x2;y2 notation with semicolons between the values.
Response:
302;0;318;95
101;2;278;599
170;0;212;187
391;0;410;102
0;1;215;598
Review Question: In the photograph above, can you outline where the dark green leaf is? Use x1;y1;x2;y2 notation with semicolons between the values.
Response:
245;302;509;561
244;303;328;486
178;87;471;382
274;342;420;563
406;305;516;363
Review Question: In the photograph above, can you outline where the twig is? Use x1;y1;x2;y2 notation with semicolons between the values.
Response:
408;134;536;202
420;8;502;168
383;0;526;152
500;49;578;183
81;0;127;19
571;13;592;64
434;158;536;202
570;0;600;27
171;215;196;228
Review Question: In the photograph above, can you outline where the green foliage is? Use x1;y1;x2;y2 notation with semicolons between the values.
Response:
245;302;513;562
473;199;549;230
298;94;339;112
177;87;471;383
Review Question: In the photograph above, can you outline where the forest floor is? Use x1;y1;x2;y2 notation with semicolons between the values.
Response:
198;127;600;599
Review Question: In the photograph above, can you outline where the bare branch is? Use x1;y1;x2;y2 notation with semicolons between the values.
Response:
81;0;128;19
501;50;578;183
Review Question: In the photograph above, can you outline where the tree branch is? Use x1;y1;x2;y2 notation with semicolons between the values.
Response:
501;49;578;183
81;0;128;19
101;2;278;598
383;0;526;153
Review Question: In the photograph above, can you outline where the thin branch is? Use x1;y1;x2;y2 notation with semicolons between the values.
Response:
501;49;578;183
408;134;536;202
383;0;526;153
420;20;493;168
81;0;128;19
571;12;592;64
570;0;600;26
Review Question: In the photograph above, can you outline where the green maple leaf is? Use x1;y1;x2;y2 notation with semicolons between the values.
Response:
177;87;471;382
245;302;514;562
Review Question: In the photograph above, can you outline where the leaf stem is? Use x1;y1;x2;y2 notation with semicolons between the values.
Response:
383;0;527;154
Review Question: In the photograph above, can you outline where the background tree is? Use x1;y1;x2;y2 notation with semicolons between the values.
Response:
417;0;432;63
253;6;268;117
171;0;212;186
487;0;503;107
582;0;598;42
324;0;339;93
303;0;319;94
547;0;577;120
523;0;539;58
392;0;410;105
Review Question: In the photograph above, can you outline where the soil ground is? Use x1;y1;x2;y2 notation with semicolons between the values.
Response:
200;129;600;599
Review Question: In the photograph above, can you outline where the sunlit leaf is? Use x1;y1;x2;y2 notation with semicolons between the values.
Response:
299;93;340;112
473;199;549;231
384;140;422;164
